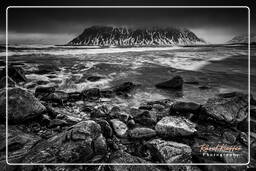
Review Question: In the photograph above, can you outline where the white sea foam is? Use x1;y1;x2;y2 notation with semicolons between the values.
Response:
3;46;182;57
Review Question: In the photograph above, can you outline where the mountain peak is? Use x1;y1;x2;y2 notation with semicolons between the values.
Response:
68;25;205;46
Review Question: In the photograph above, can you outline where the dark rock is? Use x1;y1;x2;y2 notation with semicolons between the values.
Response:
146;139;192;163
35;64;60;74
111;111;130;122
48;119;69;128
113;82;137;95
222;131;237;144
7;65;27;83
128;127;156;139
172;101;201;113
202;92;248;124
0;125;41;164
68;92;82;101
40;91;69;103
238;132;248;146
184;81;199;85
199;85;210;90
82;88;101;100
100;89;114;98
107;150;162;171
87;76;103;82
35;86;55;98
36;80;50;85
127;119;136;128
0;76;16;89
110;119;128;137
0;87;46;124
155;76;183;90
94;119;113;138
155;116;196;136
133;110;157;127
22;120;107;163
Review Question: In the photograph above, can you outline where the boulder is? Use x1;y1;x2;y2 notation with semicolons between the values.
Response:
146;139;192;163
172;101;201;113
107;150;162;171
202;92;248;124
87;76;103;82
110;119;128;137
0;87;46;123
128;127;156;139
155;76;183;90
131;108;157;127
94;119;113;138
22;120;107;163
155;116;196;136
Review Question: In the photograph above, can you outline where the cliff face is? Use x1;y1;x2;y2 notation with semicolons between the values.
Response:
67;26;205;46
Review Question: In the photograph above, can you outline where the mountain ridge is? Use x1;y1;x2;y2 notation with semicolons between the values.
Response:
226;33;256;44
67;25;205;46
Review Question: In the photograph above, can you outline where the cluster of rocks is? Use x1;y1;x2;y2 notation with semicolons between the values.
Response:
0;63;255;171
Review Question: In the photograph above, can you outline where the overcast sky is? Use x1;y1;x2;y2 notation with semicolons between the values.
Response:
0;7;250;44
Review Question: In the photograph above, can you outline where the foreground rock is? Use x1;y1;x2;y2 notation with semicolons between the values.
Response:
7;65;27;83
110;119;128;137
0;87;46;123
0;125;41;164
155;76;183;90
107;150;162;171
155;116;196;136
202;92;248;124
172;101;201;113
22;120;107;163
128;127;156;139
146;139;192;163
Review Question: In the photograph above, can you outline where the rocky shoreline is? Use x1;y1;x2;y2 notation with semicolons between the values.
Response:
0;62;256;171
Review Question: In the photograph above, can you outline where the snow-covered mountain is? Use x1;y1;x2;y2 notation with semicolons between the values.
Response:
226;33;256;44
67;26;205;46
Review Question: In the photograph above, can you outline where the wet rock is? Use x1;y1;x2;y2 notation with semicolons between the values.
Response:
68;92;82;101
222;131;237;144
82;88;101;100
128;127;156;139
127;119;136;128
35;86;55;98
113;82;137;95
7;65;27;83
48;119;69;128
202;92;248;124
108;150;162;171
239;132;248;146
22;120;107;163
146;139;192;163
155;75;183;90
0;76;16;89
87;76;103;82
155;116;196;136
112;111;130;122
41;91;69;103
199;85;210;90
0;125;41;164
110;119;128;137
0;87;46;123
172;101;201;113
131;108;157;127
35;64;60;74
100;89;114;98
94;119;113;138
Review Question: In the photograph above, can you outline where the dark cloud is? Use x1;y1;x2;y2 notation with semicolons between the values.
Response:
1;7;251;44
